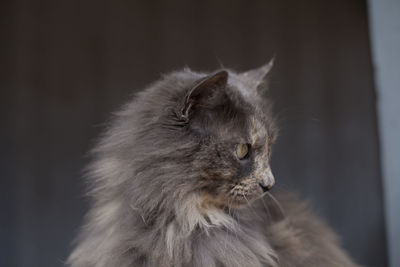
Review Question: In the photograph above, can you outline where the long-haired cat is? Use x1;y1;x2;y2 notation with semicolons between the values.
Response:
68;61;360;267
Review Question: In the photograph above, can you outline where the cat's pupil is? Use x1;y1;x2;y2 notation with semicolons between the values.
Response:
236;143;249;159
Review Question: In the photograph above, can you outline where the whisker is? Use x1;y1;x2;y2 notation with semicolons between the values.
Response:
265;192;286;220
260;195;272;221
227;197;233;218
242;192;263;221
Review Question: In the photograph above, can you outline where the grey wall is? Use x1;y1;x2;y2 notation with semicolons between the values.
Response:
1;0;387;266
368;1;400;267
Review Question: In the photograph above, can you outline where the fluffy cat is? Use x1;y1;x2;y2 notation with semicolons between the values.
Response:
68;61;360;267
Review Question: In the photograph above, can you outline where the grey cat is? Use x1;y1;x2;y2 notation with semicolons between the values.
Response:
68;61;360;267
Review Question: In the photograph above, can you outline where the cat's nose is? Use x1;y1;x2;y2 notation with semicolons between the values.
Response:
259;167;275;192
259;181;274;192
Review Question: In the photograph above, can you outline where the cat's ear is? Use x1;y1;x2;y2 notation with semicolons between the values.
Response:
180;70;228;122
241;58;274;96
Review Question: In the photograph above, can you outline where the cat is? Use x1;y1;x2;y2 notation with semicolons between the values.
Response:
68;60;360;267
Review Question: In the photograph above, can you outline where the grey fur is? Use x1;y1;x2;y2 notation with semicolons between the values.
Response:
68;65;360;267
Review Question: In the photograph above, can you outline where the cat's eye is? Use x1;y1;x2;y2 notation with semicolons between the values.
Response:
236;143;250;160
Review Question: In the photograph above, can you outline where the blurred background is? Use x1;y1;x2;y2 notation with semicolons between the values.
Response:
1;0;399;266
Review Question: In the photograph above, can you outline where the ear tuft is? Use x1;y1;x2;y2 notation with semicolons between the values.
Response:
181;70;228;122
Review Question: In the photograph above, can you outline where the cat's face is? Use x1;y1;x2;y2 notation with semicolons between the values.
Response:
194;113;276;209
177;62;277;209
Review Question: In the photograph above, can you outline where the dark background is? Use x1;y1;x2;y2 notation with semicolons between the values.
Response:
1;0;387;266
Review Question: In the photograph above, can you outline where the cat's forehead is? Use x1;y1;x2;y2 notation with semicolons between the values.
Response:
249;115;268;145
211;105;267;144
227;73;270;138
221;106;269;145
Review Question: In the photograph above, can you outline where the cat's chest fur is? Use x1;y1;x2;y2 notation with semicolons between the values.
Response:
152;209;277;267
147;197;289;267
145;195;356;267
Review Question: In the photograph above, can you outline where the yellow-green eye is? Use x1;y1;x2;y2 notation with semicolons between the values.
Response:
236;143;249;159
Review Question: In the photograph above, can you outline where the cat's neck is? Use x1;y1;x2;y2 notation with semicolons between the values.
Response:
172;193;238;235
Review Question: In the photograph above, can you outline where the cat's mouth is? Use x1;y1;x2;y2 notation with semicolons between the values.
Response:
228;181;267;207
200;176;275;209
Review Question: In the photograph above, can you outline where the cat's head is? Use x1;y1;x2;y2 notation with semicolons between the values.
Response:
174;61;277;209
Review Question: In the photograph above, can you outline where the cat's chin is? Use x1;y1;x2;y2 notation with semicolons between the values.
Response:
224;192;265;209
200;192;254;211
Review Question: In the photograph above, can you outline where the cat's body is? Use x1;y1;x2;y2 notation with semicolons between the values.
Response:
68;63;360;267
